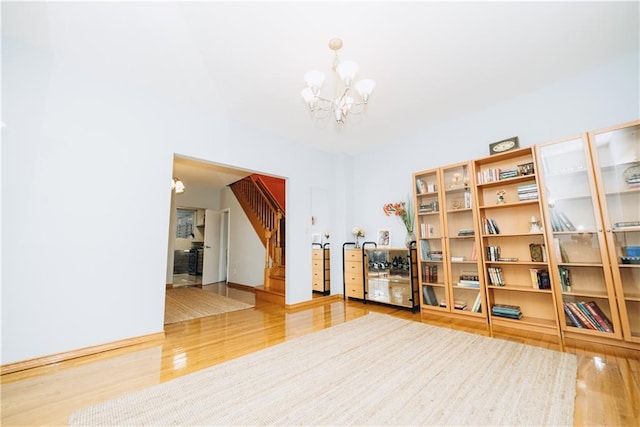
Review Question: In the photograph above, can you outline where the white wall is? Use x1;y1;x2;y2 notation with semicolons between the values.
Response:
348;52;640;249
2;4;637;367
221;187;264;287
1;36;337;365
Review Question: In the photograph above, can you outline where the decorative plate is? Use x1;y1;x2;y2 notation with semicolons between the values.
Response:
623;162;640;184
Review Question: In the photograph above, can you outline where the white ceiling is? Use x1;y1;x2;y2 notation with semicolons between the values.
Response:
4;1;638;187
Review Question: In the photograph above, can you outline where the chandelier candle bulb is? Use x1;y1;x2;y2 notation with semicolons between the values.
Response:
301;38;375;124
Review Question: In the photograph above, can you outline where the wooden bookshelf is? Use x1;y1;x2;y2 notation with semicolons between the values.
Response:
473;147;562;341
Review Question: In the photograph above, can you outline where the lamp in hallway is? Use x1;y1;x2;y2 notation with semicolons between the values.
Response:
171;178;185;194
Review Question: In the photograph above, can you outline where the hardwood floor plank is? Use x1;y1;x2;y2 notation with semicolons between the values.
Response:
1;290;638;426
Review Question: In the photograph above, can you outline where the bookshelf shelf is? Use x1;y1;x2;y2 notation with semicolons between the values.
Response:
488;285;553;294
557;262;605;267
414;162;487;322
476;174;537;187
492;316;557;335
482;232;545;238
478;200;539;210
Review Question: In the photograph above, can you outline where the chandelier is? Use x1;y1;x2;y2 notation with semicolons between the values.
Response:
301;38;376;124
171;178;185;194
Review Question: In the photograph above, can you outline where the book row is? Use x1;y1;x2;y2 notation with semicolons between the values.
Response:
482;217;500;235
562;301;613;333
491;304;522;319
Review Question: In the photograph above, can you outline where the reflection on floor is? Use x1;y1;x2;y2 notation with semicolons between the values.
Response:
172;274;202;287
201;282;256;306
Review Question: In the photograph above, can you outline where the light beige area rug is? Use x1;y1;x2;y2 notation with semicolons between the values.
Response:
69;313;576;426
164;287;254;324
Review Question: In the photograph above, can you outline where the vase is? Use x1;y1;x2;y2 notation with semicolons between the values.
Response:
405;231;415;248
354;236;360;248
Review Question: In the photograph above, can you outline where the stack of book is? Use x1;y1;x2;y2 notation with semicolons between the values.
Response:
463;190;472;209
477;168;501;184
558;267;571;291
427;251;443;261
422;285;439;306
420;240;430;260
529;268;551;289
422;264;438;283
486;246;501;261
487;267;504;286
562;301;613;332
517;184;538;201
613;221;640;230
458;229;475;236
499;168;518;180
419;201;439;213
549;208;576;231
482;218;500;234
471;293;482;313
491;304;522;319
457;272;480;288
453;300;468;310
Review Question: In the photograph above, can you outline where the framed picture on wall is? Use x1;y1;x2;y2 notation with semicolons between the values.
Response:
377;229;390;247
489;136;520;155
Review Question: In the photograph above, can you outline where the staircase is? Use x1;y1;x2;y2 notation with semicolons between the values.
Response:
229;175;285;304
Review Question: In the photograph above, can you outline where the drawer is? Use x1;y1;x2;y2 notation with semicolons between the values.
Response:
311;259;329;270
312;278;324;291
346;283;364;298
345;270;363;286
344;262;362;273
312;249;323;260
344;249;362;261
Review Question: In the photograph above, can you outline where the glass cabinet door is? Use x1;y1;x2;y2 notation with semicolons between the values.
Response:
589;121;640;343
537;135;622;338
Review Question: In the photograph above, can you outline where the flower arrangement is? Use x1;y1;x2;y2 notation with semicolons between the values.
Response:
383;199;414;233
352;227;365;238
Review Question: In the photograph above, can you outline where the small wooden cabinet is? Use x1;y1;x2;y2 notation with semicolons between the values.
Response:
311;243;330;295
366;247;419;311
342;244;419;310
343;247;365;299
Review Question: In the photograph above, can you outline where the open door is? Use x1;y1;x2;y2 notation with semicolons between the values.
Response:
203;209;222;285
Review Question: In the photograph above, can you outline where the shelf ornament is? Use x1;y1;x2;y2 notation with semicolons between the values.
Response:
352;227;365;248
496;189;506;204
383;198;415;247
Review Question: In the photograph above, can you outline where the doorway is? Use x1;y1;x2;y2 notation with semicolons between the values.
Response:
165;155;288;314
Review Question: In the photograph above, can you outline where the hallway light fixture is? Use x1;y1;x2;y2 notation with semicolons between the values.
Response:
171;178;185;194
301;38;376;125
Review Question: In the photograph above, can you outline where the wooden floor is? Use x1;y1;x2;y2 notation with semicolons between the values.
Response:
1;290;638;426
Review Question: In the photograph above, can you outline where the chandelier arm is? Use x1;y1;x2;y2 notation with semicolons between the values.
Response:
301;38;374;124
312;97;333;112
